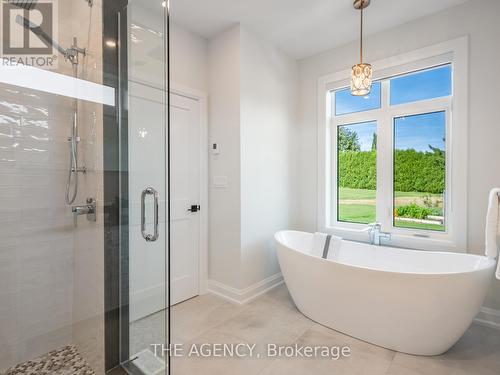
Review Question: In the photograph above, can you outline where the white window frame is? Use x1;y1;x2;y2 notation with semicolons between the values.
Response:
317;37;468;252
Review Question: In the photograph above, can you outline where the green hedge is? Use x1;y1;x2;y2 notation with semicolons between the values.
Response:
338;150;445;194
393;149;445;194
338;151;377;190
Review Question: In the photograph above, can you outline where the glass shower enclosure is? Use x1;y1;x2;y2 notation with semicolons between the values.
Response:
0;0;170;374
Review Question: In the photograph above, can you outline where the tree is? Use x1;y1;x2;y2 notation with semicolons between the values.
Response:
338;127;361;152
371;133;377;151
428;143;444;157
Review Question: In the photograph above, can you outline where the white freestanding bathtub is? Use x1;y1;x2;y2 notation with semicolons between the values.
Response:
275;230;496;356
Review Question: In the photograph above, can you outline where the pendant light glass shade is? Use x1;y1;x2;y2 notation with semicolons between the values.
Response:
351;62;372;96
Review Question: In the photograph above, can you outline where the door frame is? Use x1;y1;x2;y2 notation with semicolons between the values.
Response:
170;82;209;296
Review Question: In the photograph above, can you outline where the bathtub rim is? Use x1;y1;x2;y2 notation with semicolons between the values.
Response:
275;230;497;277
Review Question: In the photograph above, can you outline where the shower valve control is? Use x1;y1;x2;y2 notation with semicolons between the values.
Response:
72;198;97;225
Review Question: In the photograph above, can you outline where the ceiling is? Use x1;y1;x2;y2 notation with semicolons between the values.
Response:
169;0;468;59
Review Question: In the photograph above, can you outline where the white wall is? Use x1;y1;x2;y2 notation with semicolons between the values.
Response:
240;27;299;288
208;25;243;288
207;25;299;292
128;11;209;93
297;0;500;310
171;22;208;92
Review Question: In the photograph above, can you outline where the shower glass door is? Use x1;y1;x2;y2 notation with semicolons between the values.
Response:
0;0;169;374
122;0;170;373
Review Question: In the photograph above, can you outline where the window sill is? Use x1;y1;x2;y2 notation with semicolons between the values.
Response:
324;225;466;253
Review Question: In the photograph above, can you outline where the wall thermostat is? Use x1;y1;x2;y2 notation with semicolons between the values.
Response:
212;143;220;155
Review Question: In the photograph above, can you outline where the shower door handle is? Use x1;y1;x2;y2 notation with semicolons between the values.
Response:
141;187;159;242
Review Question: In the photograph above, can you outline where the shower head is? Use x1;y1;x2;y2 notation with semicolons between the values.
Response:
8;0;38;10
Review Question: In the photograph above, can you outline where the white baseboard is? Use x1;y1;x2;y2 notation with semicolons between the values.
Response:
474;306;500;330
207;273;284;305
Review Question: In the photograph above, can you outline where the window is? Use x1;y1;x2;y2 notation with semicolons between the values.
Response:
393;112;446;231
337;121;377;224
334;82;381;115
390;65;452;105
332;64;451;235
319;39;467;251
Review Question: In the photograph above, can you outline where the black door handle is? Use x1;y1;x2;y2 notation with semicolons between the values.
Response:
188;205;200;213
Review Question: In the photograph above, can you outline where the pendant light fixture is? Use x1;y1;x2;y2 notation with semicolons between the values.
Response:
351;0;372;96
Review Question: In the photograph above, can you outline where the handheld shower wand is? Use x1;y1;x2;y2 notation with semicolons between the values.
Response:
64;38;87;205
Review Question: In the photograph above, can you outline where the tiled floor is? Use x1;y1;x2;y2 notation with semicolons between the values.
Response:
1;345;95;375
131;285;500;375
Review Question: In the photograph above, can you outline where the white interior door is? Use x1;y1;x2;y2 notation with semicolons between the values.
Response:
170;93;201;306
129;90;201;320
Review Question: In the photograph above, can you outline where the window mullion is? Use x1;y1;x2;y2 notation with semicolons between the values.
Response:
377;80;393;231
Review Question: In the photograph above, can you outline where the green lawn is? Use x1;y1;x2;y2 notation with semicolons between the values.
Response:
394;220;444;231
394;191;442;199
339;188;442;200
339;188;376;200
338;187;444;231
338;204;376;224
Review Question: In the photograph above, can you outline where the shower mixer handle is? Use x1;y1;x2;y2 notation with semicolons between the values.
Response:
72;198;97;225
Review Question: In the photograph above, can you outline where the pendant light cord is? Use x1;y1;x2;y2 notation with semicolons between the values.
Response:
360;5;363;64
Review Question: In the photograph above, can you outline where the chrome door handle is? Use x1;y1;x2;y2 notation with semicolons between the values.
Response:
141;187;159;242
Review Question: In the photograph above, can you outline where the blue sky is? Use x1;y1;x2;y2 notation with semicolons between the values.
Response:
336;65;450;152
335;82;381;116
390;65;452;105
395;112;445;152
341;113;445;153
342;121;377;151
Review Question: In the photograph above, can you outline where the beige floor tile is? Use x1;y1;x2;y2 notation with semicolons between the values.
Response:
259;349;390;375
214;292;314;344
261;284;297;311
171;295;248;343
386;323;500;375
297;324;394;375
386;353;457;375
440;323;500;375
129;285;500;375
171;329;273;375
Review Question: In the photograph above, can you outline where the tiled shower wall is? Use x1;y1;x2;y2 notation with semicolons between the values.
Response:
0;84;76;370
67;0;105;373
0;0;104;373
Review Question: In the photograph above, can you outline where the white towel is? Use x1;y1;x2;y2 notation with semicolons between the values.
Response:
311;232;342;260
326;236;342;261
485;188;500;280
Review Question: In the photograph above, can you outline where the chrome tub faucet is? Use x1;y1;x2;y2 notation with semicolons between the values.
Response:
366;222;391;245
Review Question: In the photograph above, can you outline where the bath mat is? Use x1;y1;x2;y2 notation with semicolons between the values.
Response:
2;345;95;375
